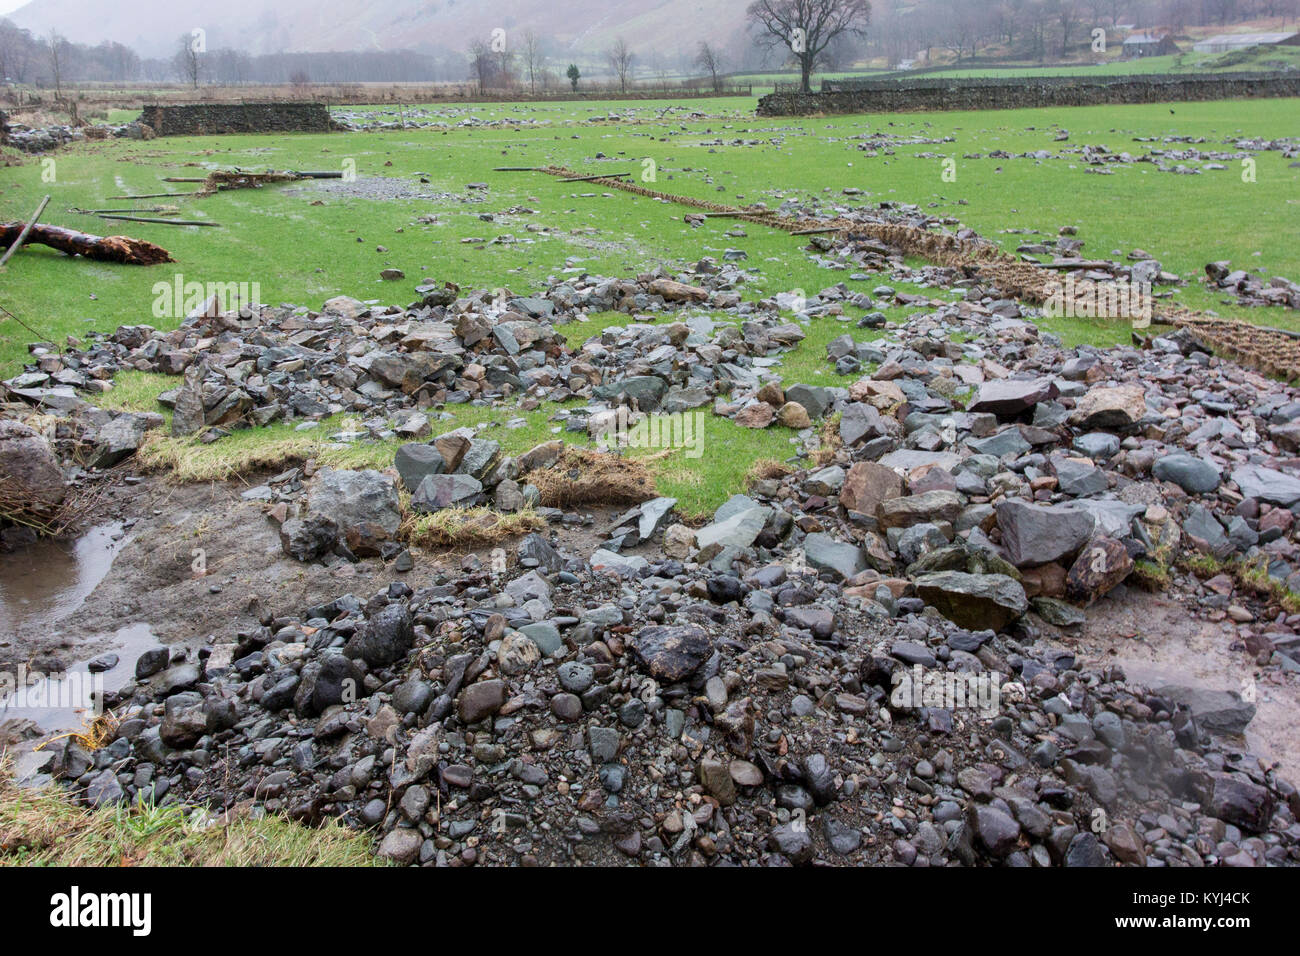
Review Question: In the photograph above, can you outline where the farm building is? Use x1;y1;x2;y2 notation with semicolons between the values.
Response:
1193;32;1300;53
1122;33;1179;57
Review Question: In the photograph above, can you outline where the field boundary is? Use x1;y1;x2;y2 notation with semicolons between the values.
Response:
757;71;1300;114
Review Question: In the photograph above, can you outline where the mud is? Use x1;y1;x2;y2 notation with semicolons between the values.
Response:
0;474;629;727
1064;583;1300;779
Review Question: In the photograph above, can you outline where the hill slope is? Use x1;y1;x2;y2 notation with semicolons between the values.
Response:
8;0;751;61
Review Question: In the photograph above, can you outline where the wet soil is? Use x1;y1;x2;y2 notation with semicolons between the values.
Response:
1062;583;1300;779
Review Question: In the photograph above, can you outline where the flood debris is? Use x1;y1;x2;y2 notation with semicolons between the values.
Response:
0;222;173;265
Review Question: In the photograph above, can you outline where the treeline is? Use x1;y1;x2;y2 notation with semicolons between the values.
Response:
0;20;472;86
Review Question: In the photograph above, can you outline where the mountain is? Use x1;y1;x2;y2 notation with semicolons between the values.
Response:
6;0;752;61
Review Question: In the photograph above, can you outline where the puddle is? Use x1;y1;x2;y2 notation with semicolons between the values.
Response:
0;623;159;734
0;522;129;641
0;521;153;739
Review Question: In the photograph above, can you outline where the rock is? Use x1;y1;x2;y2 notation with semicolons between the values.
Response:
734;402;775;428
877;491;964;529
694;505;772;553
84;768;125;807
1069;384;1146;429
159;691;207;748
840;461;903;515
647;277;708;302
497;632;541;675
1231;464;1300;507
1207;773;1275;833
914;572;1028;630
458;679;507;723
394;443;445;491
344;602;413;668
0;419;65;510
784;384;831;419
1153;453;1220;494
593;375;667;411
376;828;423;865
777;401;811;429
996;499;1094;567
768;821;813;863
972;805;1021;857
1155;684;1255;735
134;647;169;679
92;414;148;468
279;514;339;561
308;468;400;556
170;360;207;436
699;758;737;805
1065;536;1133;602
803;532;866;581
411;473;483;512
630;625;712;682
968;377;1058;417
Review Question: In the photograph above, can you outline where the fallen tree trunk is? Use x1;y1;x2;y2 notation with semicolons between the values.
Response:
0;194;50;268
0;222;174;265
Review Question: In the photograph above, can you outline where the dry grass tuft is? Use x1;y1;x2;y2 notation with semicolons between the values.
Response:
745;458;794;486
401;505;545;548
524;448;658;508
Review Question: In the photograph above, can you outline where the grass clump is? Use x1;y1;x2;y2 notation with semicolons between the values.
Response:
401;505;545;548
525;448;658;508
0;759;379;867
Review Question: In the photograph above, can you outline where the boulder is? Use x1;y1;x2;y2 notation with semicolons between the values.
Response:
968;377;1058;417
840;461;903;515
996;499;1095;567
0;419;65;510
914;571;1028;631
308;468;401;556
630;625;713;682
1069;384;1146;430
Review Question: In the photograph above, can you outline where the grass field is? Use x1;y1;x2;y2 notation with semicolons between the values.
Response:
1;93;1297;512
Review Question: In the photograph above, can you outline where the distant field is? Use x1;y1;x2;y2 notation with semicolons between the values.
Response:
909;45;1300;78
2;93;1298;509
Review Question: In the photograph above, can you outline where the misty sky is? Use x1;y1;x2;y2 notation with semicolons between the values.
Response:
0;0;25;15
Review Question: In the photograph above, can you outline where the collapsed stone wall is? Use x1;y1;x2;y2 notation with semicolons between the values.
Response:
757;72;1300;115
138;102;337;136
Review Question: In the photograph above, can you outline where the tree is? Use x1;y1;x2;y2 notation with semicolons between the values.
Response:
747;0;871;93
606;37;634;92
566;62;580;91
522;30;543;94
695;41;724;92
173;32;202;89
468;39;493;93
47;30;64;98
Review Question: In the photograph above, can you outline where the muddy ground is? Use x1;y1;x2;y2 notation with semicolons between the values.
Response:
0;472;617;673
3;471;1298;782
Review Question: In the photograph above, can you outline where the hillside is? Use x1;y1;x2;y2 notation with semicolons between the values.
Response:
7;0;751;60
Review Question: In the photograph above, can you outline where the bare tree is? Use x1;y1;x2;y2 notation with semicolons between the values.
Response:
468;39;493;93
747;0;871;93
695;41;725;92
607;37;634;92
522;30;543;94
173;33;202;88
47;30;64;98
